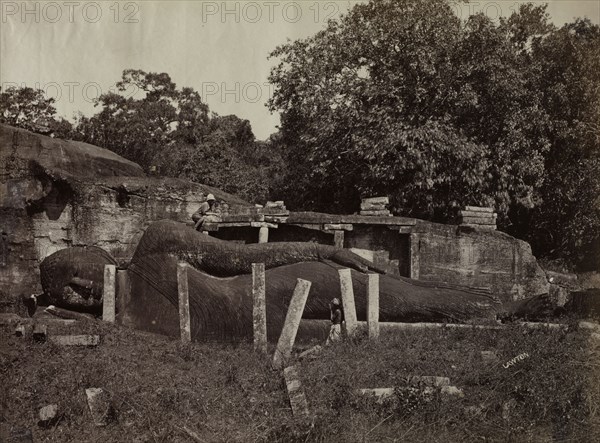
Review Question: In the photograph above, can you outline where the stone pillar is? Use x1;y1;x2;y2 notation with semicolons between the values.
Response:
273;278;311;370
252;263;267;353
177;262;191;343
333;230;344;248
116;269;130;322
102;265;116;323
367;273;380;339
258;226;269;243
410;233;420;279
338;268;358;337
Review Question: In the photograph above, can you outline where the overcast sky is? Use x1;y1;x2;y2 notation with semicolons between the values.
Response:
1;1;599;140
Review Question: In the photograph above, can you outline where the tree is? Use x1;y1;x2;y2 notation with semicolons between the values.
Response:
74;69;282;204
0;86;73;136
268;0;551;222
527;19;600;269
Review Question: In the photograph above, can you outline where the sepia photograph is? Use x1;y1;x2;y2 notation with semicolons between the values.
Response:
1;0;599;441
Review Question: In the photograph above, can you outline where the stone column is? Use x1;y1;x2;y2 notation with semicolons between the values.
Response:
258;226;269;243
102;265;116;323
338;268;358;337
367;273;380;339
177;262;191;343
116;269;130;322
273;278;312;370
333;230;344;248
252;263;267;353
410;233;420;279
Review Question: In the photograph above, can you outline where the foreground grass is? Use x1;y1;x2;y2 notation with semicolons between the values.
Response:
1;319;599;442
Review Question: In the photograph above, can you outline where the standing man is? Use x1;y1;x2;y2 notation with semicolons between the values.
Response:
326;298;344;345
192;193;217;231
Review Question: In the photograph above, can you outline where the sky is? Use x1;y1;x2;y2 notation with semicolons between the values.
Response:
1;0;599;140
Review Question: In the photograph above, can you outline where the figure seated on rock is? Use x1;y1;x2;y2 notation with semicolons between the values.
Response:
192;194;218;231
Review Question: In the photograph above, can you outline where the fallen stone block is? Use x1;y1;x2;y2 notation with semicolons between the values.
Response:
45;306;93;322
0;313;30;326
357;388;395;402
357;385;464;402
33;324;47;342
464;206;494;213
38;404;60;428
589;332;600;343
283;365;310;417
50;335;101;347
579;321;600;332
362;196;389;206
298;345;322;360
440;386;464;397
14;324;28;337
85;388;115;426
481;351;499;364
518;321;568;330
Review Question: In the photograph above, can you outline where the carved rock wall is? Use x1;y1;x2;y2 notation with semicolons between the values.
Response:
414;222;549;300
0;124;250;310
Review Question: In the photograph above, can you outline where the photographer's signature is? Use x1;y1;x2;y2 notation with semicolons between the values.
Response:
503;352;530;369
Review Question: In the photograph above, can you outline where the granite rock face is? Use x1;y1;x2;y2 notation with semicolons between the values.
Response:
414;222;549;300
0;124;251;310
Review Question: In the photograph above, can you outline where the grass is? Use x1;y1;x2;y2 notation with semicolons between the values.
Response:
1;318;599;442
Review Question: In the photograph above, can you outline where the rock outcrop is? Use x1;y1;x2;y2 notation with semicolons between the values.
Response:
0;124;251;310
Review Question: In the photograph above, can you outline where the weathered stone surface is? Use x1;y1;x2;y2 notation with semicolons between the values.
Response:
338;269;358;337
102;265;116;322
50;335;100;346
481;351;499;364
464;206;494;213
38;404;59;427
298;345;322;360
14;324;28;337
273;279;311;370
177;263;191;343
440;386;464;397
360;210;391;216
367;273;380;339
0;313;27;325
0;124;252;310
33;323;47;342
252;263;267;353
283;365;310;417
362;196;389;206
416;221;549;300
85;388;114;426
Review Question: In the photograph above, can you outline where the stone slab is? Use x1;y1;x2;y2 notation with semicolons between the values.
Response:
273;279;311;370
38;404;59;428
33;323;47;342
49;335;100;346
102;265;116;323
464;206;494;213
338;269;358;337
367;274;380;339
360;209;391;217
177;263;191;343
283;365;310;417
252;263;267;353
362;196;389;205
85;388;114;427
323;223;353;231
